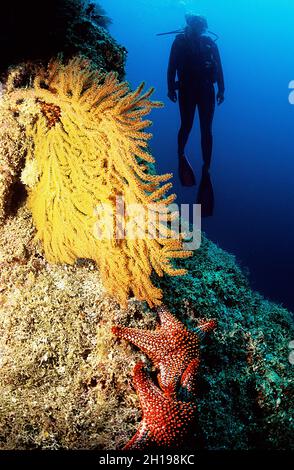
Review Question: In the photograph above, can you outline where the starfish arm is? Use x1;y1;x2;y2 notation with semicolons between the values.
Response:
123;422;150;450
157;305;186;332
126;362;198;449
112;325;165;358
157;370;177;398
157;360;184;395
113;308;216;409
133;362;165;413
179;358;200;400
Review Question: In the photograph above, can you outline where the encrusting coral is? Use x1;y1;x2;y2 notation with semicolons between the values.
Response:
2;58;191;308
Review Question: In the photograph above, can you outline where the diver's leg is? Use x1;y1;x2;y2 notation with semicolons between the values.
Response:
177;90;197;186
198;85;215;170
178;90;196;156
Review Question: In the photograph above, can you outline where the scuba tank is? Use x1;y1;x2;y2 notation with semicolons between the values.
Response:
156;28;219;42
157;27;220;84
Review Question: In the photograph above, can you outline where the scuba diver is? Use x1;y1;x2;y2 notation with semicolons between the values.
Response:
167;13;225;187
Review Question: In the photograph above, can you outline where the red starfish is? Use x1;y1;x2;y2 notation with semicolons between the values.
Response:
112;306;216;397
124;362;198;450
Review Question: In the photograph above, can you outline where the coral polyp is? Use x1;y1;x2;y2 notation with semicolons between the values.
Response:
4;58;192;307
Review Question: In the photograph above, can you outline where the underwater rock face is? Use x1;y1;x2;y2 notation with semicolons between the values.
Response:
0;102;28;223
0;0;293;452
0;206;293;450
156;246;294;450
0;1;126;79
0;206;155;450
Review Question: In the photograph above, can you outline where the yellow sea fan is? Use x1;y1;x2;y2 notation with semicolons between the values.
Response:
9;58;191;307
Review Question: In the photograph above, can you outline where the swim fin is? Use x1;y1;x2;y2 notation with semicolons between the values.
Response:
197;167;214;217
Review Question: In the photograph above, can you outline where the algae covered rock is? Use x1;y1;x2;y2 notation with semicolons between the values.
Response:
0;206;157;449
0;206;293;450
157;241;294;450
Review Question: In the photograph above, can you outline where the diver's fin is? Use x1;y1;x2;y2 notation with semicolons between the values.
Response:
197;168;214;216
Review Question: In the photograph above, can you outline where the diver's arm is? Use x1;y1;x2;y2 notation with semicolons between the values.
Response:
213;43;225;94
167;40;178;101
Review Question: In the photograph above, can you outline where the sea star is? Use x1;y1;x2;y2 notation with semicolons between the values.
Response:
124;362;198;450
112;306;216;397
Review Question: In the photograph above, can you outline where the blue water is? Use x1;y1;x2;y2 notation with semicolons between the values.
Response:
100;0;294;312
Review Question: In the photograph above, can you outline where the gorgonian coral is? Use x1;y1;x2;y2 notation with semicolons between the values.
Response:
4;58;191;307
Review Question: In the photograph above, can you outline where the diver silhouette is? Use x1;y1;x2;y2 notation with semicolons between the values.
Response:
167;14;225;187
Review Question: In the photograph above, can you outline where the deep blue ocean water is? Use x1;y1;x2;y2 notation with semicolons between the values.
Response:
100;0;294;312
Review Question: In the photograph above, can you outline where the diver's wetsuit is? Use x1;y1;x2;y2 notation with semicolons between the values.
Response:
168;32;224;168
